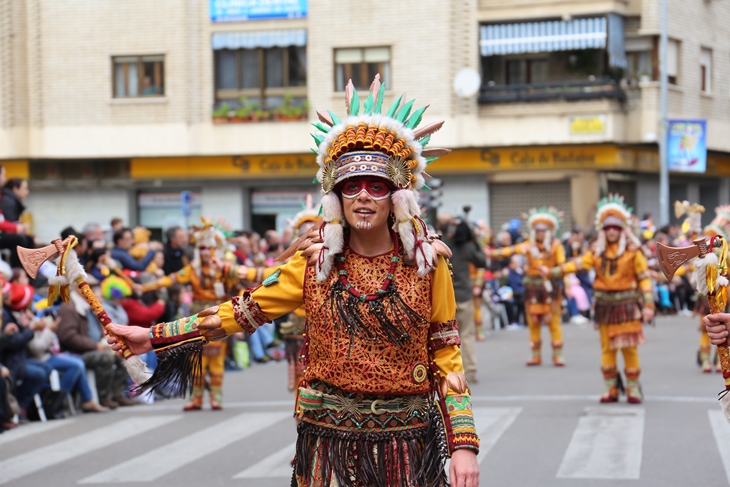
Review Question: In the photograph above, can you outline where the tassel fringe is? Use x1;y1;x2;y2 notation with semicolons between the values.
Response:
135;340;204;398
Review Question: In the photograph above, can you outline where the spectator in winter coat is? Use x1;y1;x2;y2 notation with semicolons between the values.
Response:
0;165;35;268
110;228;156;272
0;177;28;223
56;289;135;409
0;284;47;420
162;226;189;276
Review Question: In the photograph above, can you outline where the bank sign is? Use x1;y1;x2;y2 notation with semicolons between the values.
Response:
210;0;307;22
667;119;707;173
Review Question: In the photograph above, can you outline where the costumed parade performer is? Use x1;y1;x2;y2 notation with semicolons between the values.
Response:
106;75;480;486
144;218;266;411
280;199;321;394
489;207;566;366
698;205;730;372
546;194;654;403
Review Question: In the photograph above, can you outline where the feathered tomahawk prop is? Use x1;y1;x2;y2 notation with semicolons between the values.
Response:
18;237;151;385
657;236;730;419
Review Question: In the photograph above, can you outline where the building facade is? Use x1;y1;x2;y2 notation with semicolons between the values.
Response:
1;0;729;241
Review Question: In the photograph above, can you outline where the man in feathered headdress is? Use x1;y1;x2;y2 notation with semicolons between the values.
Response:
144;218;269;411
547;194;654;403
489;207;567;366
108;74;479;486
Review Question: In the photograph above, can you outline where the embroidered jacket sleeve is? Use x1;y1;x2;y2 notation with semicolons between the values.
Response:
430;255;479;454
634;251;655;308
553;251;595;278
490;242;529;259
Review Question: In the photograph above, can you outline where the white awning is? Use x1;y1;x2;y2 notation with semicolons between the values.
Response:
212;29;306;50
480;18;606;56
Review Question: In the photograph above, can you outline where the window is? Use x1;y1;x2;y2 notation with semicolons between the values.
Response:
667;39;679;85
335;47;390;91
701;47;712;93
505;58;548;85
214;46;306;107
113;56;164;98
626;51;654;81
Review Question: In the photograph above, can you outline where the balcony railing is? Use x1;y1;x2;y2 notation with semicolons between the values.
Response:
479;79;626;104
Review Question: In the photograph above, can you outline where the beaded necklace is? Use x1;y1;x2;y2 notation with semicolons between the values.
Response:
335;235;400;303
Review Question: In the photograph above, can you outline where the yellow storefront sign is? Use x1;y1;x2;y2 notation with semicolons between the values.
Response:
131;154;318;179
570;116;606;134
0;160;29;179
429;145;634;174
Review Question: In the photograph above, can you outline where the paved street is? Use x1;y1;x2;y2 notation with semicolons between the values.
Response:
2;315;730;486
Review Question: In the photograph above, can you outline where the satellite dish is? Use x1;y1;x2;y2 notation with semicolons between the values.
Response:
453;68;481;99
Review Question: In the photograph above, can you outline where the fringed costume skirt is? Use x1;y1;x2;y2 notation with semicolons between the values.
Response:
294;381;448;487
594;290;645;350
524;276;561;316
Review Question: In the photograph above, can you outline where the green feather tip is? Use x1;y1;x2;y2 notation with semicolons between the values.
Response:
310;148;318;154
318;206;323;216
327;110;342;125
351;88;361;116
312;176;318;184
374;83;386;114
405;105;428;129
426;157;439;165
311;133;324;146
421;184;431;191
395;99;415;123
363;91;374;115
419;135;431;147
311;122;330;133
386;94;404;118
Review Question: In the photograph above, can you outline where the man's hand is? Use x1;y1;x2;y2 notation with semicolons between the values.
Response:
3;323;18;335
450;449;479;487
642;307;655;323
106;324;153;357
538;265;550;277
704;314;730;345
15;223;27;235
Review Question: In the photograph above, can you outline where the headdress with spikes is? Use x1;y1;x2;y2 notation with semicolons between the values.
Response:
190;217;228;274
674;200;705;238
288;194;322;238
704;205;730;240
522;206;563;253
310;74;448;280
594;193;640;256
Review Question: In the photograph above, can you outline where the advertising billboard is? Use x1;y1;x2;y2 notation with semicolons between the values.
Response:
667;119;707;173
210;0;307;22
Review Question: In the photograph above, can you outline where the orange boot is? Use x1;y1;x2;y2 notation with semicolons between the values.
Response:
552;342;565;366
625;369;643;404
527;340;542;366
600;366;619;403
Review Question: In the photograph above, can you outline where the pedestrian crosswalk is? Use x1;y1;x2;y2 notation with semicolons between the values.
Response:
2;404;730;485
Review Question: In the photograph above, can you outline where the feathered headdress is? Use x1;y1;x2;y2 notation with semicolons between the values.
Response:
704;205;730;240
310;74;448;281
522;206;563;254
594;193;640;256
190;217;227;274
289;194;321;238
674;200;705;238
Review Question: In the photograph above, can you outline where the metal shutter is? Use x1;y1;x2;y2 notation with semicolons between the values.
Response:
490;180;572;234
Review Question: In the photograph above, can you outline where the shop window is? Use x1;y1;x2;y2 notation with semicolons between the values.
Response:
701;47;712;93
113;56;164;98
214;46;307;108
667;39;679;85
335;47;390;91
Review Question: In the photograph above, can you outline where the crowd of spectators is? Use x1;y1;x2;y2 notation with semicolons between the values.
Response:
0;204;298;432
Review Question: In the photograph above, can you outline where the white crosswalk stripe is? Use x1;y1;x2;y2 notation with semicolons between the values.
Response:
708;409;730;485
233;442;297;479
0;415;181;485
474;407;522;464
0;418;75;447
556;406;644;479
78;411;290;483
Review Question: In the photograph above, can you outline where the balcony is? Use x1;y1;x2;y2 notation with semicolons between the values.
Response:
479;78;626;104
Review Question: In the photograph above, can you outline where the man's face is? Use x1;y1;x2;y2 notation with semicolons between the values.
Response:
605;226;621;243
118;231;134;250
173;228;188;248
535;229;546;242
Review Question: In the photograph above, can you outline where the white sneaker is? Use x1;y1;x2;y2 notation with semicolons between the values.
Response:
506;323;523;330
569;315;590;325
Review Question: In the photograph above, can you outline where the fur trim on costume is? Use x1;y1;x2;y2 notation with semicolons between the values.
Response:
693;253;729;296
392;190;418;260
317;192;344;282
125;355;152;386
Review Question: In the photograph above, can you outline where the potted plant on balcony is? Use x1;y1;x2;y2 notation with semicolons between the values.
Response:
212;103;231;124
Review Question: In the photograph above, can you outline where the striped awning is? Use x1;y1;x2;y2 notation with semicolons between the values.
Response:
212;29;306;50
480;18;606;56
